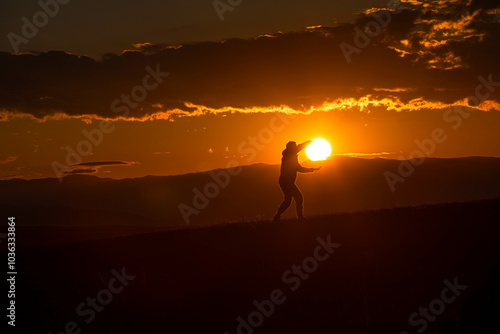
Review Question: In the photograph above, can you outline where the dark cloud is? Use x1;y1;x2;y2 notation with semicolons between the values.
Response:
0;0;498;120
468;0;500;12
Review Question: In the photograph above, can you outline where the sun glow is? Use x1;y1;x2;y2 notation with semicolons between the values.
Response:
306;139;332;161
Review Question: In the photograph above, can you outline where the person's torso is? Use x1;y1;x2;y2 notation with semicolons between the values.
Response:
279;149;299;184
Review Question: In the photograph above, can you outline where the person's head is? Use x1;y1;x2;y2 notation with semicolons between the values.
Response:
286;141;297;150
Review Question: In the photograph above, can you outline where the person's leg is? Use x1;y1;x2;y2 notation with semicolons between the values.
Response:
274;184;292;221
291;184;304;219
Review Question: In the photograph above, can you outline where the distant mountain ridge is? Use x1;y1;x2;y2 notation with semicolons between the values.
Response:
1;156;500;226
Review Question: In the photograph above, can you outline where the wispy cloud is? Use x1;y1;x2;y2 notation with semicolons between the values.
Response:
69;161;137;168
0;156;17;164
0;174;21;179
337;152;400;158
64;168;98;175
64;160;140;175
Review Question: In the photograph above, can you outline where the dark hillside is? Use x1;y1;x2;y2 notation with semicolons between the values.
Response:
5;199;500;333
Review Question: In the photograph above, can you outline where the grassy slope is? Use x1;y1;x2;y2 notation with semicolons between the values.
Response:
8;199;500;333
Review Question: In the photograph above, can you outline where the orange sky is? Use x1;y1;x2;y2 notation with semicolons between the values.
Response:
1;0;499;180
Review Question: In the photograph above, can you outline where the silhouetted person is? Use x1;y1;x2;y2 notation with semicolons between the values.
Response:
274;140;320;221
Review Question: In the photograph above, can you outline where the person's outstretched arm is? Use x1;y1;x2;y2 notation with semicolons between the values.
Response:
296;140;312;152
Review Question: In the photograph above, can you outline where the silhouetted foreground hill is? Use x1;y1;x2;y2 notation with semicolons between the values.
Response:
5;199;500;333
1;156;500;227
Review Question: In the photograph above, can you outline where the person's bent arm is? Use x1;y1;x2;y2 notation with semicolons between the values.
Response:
297;165;321;173
298;166;314;173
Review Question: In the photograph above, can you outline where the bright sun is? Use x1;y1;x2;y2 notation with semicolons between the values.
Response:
306;139;332;161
